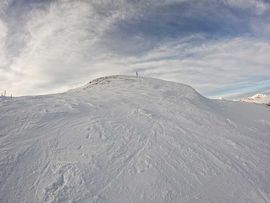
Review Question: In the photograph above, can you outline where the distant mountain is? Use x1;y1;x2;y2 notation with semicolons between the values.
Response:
1;75;270;202
240;93;270;105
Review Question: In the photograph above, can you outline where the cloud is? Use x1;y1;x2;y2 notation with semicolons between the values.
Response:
115;36;270;96
0;0;269;97
225;0;269;14
0;19;8;67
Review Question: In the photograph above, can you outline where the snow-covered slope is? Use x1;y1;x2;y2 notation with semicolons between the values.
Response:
240;93;270;105
0;75;270;203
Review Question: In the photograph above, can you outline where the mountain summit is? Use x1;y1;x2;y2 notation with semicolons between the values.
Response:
240;93;270;105
1;76;270;202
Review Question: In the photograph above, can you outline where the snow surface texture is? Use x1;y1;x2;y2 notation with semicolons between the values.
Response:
240;94;270;105
0;75;270;203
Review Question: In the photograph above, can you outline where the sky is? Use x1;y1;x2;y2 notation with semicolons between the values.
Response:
0;0;270;98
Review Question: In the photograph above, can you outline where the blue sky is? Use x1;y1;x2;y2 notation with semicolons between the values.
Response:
0;0;270;98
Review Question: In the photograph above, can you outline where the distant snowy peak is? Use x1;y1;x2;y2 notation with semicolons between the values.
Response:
240;93;270;105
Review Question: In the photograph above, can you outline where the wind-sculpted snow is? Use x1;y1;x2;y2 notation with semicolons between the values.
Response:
0;76;270;203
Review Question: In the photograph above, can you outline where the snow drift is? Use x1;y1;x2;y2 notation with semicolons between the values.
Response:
0;75;270;203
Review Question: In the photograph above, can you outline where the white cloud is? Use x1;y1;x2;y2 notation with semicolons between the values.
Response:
3;0;124;95
225;0;269;14
0;0;9;14
123;37;270;96
0;20;8;69
0;0;269;97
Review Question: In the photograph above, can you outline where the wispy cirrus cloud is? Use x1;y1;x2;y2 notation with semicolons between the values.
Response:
0;0;269;98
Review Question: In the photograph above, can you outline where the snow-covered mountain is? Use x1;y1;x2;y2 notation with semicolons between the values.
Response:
1;75;270;203
240;93;270;105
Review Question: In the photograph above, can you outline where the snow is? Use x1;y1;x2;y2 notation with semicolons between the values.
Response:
240;93;270;105
0;75;270;203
